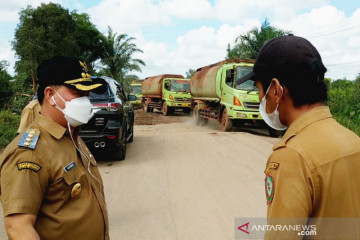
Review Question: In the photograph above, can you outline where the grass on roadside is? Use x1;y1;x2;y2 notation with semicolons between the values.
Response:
0;110;20;149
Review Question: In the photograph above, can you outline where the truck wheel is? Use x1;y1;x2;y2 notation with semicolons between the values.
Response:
268;127;285;138
221;109;233;132
183;108;191;114
162;102;172;116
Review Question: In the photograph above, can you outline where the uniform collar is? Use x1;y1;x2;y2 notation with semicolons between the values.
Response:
273;106;332;150
37;113;67;140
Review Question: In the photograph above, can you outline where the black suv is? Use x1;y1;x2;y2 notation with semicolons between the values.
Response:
80;76;136;160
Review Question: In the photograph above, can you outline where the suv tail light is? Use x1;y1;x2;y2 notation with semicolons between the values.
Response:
92;103;120;111
109;103;120;111
93;103;108;108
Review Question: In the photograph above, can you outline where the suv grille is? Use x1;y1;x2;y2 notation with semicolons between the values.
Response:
243;102;259;110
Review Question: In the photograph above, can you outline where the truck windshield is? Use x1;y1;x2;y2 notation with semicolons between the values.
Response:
171;80;190;93
131;85;142;94
235;66;258;91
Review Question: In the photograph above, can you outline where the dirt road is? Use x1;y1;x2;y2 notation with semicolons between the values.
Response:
0;110;279;239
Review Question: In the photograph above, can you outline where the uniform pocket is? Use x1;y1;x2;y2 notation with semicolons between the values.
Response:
63;166;86;199
63;166;84;185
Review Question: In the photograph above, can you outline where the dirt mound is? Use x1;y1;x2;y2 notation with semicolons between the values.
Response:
134;109;189;125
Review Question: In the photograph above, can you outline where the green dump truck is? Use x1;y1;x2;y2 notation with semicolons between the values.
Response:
130;80;143;109
142;74;192;115
191;59;265;132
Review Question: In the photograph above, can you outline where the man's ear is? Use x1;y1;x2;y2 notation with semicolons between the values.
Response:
44;87;56;106
271;78;283;104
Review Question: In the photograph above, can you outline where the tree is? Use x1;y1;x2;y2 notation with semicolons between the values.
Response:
185;69;195;78
0;61;13;108
226;19;291;59
100;27;145;90
12;3;77;89
12;3;104;87
71;11;105;74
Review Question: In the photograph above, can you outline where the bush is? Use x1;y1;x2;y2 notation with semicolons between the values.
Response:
327;78;360;136
0;110;20;148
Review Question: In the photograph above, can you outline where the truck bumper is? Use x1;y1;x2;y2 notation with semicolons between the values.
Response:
229;110;262;120
169;102;192;108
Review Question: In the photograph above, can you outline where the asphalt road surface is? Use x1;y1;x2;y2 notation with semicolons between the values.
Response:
0;111;280;239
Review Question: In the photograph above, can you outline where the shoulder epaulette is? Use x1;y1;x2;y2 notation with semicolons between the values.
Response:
18;128;40;149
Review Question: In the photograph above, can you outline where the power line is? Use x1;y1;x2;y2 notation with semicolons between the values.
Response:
307;7;360;39
310;24;360;39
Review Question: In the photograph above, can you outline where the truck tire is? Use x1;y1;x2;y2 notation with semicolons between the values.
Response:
268;127;285;138
221;108;233;132
183;108;191;114
162;102;172;116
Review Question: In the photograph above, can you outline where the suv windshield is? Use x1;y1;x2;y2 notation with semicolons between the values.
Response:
235;66;258;91
171;80;190;92
131;85;142;94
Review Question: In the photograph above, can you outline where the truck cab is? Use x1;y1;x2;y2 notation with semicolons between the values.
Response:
219;62;262;130
130;81;143;109
191;59;266;132
162;78;192;115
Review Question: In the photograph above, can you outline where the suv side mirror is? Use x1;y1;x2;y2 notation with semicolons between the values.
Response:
128;94;137;101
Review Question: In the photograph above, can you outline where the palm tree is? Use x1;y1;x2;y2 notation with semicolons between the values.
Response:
101;27;145;89
226;19;291;59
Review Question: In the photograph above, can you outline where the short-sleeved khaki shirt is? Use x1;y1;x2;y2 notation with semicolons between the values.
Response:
264;106;360;239
0;113;109;240
17;99;41;133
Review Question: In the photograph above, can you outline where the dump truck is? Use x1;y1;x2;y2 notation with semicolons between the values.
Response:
142;74;192;115
130;80;143;109
191;59;268;133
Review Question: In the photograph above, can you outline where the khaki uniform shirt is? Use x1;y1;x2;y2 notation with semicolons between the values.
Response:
264;107;360;239
0;113;109;240
17;99;41;133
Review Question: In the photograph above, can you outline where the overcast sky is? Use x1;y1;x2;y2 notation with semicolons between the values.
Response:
0;0;359;80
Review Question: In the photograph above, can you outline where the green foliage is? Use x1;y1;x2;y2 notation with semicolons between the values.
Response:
101;27;145;88
226;19;291;59
327;77;360;136
5;76;34;114
71;11;105;73
0;61;13;108
12;3;104;81
185;69;195;78
13;3;77;80
0;110;20;148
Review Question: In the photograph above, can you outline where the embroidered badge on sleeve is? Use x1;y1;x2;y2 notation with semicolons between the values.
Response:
265;174;275;204
17;162;42;172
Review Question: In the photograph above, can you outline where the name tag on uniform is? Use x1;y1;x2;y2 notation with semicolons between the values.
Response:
64;161;76;172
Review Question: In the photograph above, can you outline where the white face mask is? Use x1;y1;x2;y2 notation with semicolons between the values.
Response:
52;90;95;127
259;83;287;131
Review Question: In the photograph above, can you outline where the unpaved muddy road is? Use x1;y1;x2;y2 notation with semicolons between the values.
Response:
0;110;280;240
